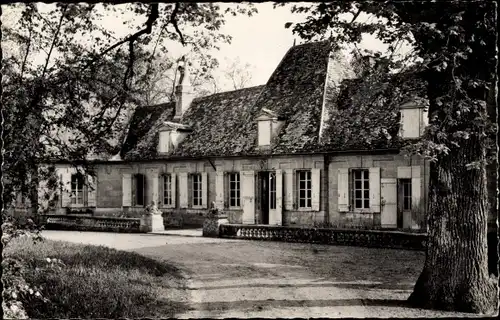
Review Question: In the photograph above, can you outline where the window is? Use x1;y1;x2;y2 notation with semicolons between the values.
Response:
258;120;271;146
192;173;202;207
229;173;240;208
351;169;369;210
71;174;85;205
133;174;145;206
163;174;172;206
401;179;412;210
298;170;312;208
269;172;276;210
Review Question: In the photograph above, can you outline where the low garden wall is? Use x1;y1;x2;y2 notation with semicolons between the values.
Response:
41;214;141;233
219;224;428;251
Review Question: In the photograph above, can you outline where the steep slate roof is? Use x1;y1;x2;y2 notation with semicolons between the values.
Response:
320;70;427;151
120;41;426;161
122;41;332;160
121;102;175;159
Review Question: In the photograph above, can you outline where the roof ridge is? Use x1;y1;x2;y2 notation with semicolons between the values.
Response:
193;84;266;101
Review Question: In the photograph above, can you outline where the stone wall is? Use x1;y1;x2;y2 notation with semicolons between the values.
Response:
328;154;429;228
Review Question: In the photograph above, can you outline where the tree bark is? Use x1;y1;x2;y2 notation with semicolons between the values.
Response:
408;75;498;314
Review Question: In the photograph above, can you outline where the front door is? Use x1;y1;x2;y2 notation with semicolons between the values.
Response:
381;178;397;228
397;178;412;229
258;170;283;225
259;172;270;224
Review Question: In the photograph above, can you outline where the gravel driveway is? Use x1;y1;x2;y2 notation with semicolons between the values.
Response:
42;230;479;318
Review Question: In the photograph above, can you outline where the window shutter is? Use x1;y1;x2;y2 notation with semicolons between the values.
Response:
61;170;72;208
215;171;224;210
171;173;177;208
159;175;164;206
411;166;421;210
151;172;159;207
284;169;294;210
224;173;229;208
201;172;208;208
311;168;321;211
122;173;132;207
274;169;283;225
87;175;97;207
337;168;349;212
369;167;381;213
178;172;188;208
241;171;256;224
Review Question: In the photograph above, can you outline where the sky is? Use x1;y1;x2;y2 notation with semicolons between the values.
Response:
2;3;409;92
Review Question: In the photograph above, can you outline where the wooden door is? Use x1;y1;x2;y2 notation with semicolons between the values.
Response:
380;178;397;228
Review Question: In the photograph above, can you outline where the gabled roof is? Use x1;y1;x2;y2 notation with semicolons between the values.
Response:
122;41;333;160
119;41;427;161
319;70;427;151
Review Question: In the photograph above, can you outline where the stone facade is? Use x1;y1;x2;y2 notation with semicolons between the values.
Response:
43;152;432;230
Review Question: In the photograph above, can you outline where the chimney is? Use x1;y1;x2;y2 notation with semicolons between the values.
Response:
173;56;194;121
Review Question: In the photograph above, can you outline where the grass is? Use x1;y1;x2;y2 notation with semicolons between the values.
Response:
3;237;188;318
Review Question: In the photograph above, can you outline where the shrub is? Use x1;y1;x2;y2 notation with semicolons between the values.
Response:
3;237;187;318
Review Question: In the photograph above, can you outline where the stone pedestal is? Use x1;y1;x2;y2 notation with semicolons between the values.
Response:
203;214;229;238
140;214;165;233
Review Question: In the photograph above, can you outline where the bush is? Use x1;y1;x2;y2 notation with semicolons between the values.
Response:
3;237;187;318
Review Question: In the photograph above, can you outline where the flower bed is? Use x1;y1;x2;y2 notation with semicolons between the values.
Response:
41;215;141;233
219;224;427;250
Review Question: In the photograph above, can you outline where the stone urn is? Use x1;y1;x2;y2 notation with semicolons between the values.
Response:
203;201;229;238
140;201;165;233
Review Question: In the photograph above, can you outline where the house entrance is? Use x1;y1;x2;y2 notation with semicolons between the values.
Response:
258;171;277;225
397;178;412;229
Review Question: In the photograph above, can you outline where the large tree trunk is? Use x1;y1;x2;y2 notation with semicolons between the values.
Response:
408;74;498;314
408;139;498;313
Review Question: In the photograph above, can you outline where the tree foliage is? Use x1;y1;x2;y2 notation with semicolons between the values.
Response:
281;0;497;314
1;3;256;210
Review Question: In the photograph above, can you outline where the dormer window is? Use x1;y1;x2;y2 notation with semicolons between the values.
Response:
399;100;429;139
258;120;272;146
158;130;172;153
158;122;192;154
256;108;285;148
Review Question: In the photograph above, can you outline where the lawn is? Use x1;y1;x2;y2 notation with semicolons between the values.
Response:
3;236;188;318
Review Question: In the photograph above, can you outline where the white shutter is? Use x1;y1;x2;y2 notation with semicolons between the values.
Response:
311;168;321;211
151;173;159;207
241;171;255;224
411;166;421;210
201;172;208;208
178;172;188;208
284;169;294;210
87;175;97;207
274;169;283;225
61;169;72;208
215;171;225;210
122;173;132;207
337;168;349;212
369;167;381;213
171;173;177;208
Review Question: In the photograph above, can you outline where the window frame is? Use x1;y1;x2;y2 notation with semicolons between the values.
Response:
350;169;370;211
297;170;312;210
133;173;146;207
228;172;241;209
191;173;203;208
70;173;86;207
162;174;173;207
269;172;277;210
401;178;412;211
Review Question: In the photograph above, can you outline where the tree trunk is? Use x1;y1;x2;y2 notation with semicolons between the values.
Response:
408;138;498;313
407;68;498;313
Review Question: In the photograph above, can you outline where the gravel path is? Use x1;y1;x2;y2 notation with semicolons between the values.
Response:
42;230;481;318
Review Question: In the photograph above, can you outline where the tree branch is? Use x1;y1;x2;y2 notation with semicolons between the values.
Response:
42;4;68;79
80;3;159;74
170;3;186;46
